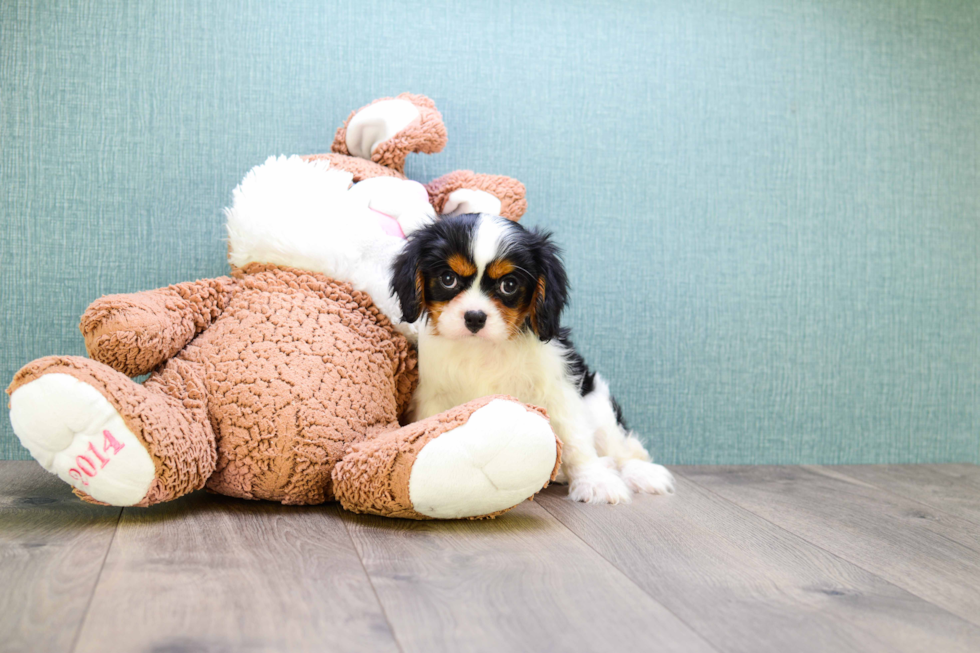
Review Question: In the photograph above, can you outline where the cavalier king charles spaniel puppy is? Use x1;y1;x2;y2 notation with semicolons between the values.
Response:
390;213;674;504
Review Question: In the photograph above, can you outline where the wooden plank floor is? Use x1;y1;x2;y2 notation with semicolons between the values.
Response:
2;462;980;653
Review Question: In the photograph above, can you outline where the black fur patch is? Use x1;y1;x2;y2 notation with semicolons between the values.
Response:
558;328;596;395
523;228;568;342
610;396;629;431
558;328;629;429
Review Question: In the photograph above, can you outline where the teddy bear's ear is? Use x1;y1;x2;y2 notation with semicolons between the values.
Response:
425;171;527;222
331;94;447;174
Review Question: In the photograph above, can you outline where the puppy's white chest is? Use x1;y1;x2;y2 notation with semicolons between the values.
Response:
415;331;563;415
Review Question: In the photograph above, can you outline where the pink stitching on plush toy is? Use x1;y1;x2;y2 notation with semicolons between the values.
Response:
67;430;126;486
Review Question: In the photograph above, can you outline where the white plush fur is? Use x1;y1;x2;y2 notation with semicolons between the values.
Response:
346;176;435;236
225;155;433;339
409;399;557;518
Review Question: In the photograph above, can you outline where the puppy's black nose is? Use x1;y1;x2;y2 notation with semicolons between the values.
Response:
464;310;487;333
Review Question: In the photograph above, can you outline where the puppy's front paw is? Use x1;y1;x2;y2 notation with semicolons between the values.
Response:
621;460;676;495
567;459;632;505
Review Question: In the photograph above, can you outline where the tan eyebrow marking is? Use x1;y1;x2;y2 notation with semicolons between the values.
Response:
487;259;515;279
448;253;477;277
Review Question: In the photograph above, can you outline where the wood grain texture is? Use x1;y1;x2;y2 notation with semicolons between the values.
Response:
0;461;120;653
537;479;980;653
341;499;715;653
831;464;980;525
6;462;980;653
72;491;399;653
678;465;980;627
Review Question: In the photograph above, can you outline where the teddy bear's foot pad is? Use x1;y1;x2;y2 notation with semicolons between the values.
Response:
409;399;558;519
9;373;155;506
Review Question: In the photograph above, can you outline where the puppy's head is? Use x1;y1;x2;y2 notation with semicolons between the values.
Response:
391;214;567;342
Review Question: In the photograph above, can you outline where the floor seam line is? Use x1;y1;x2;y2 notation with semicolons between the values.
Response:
338;512;406;653
535;495;723;653
68;506;123;653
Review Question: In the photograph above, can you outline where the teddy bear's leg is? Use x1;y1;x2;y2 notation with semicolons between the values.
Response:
425;171;528;222
7;355;216;507
332;396;561;520
332;93;448;174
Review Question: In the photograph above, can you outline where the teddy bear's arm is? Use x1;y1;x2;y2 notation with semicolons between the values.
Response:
426;171;528;222
80;277;239;377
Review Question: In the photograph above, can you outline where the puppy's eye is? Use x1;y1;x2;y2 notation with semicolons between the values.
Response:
498;277;519;296
439;272;459;289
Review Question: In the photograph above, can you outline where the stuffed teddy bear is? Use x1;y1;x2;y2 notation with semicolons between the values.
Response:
6;94;562;520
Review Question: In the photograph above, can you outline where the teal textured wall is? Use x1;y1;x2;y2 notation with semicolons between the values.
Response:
2;0;978;463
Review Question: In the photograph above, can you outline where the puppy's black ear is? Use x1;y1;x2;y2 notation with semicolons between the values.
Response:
528;229;568;342
390;236;426;323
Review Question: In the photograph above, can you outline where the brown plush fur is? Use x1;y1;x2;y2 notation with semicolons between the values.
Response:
301;152;404;183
